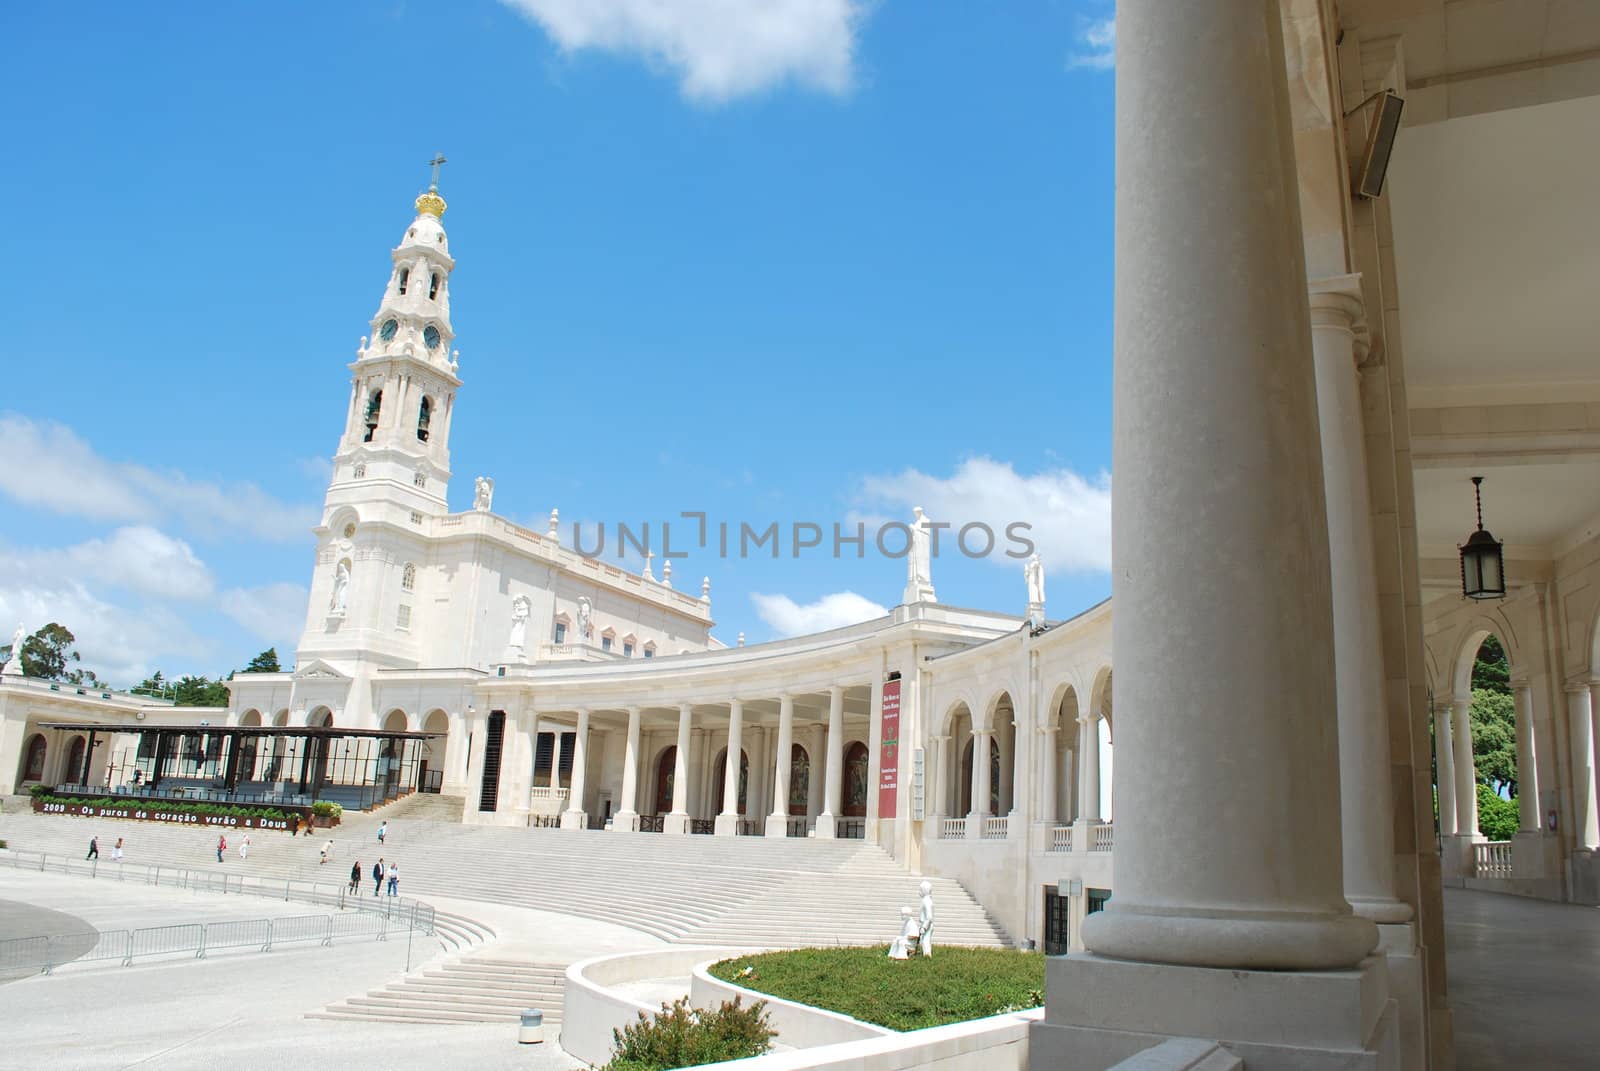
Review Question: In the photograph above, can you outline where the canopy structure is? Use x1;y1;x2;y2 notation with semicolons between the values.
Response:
39;722;445;812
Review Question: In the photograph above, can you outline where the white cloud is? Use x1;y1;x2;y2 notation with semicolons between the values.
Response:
0;527;214;602
500;0;869;102
1067;16;1115;70
857;456;1112;573
0;414;318;542
219;582;310;650
751;590;888;637
0;581;213;687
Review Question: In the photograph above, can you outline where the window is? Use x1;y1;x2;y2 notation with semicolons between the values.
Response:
413;472;427;487
352;464;366;479
1043;886;1071;956
409;510;423;524
397;605;411;630
364;389;383;441
397;268;410;295
623;642;634;657
417;396;432;441
601;635;613;652
401;563;416;591
554;622;567;644
429;273;440;300
643;644;655;659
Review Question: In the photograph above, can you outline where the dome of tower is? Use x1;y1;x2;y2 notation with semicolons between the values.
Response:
400;212;449;256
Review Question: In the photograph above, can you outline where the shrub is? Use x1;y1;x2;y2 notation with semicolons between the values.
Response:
33;792;291;824
311;801;343;818
1477;783;1520;841
604;996;774;1071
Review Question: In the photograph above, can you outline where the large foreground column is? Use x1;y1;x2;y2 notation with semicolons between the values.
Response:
1435;699;1458;838
1076;0;1375;972
816;686;845;838
1568;684;1599;850
612;705;641;832
664;703;693;834
560;709;590;830
766;694;794;837
1309;276;1412;926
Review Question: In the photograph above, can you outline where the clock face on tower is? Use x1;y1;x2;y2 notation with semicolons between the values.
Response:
423;325;441;351
379;318;398;342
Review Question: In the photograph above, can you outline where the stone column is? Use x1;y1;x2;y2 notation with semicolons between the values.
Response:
716;700;744;835
1452;696;1480;836
1435;699;1458;837
1511;681;1539;833
561;709;589;830
1567;683;1599;850
1070;0;1376;975
867;675;884;833
970;729;992;820
807;724;825;819
1038;726;1059;825
747;724;767;823
1308;274;1411;925
817;686;845;838
929;735;949;817
766;694;794;837
612;705;641;831
1010;717;1027;817
549;728;564;793
1077;717;1101;823
664;703;693;834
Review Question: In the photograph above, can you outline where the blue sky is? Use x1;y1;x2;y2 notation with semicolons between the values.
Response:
1;0;1116;686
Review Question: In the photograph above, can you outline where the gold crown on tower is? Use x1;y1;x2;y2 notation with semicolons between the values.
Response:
416;152;448;218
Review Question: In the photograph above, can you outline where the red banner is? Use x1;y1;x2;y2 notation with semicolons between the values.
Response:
878;678;901;819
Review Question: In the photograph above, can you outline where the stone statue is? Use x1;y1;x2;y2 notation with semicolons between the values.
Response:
547;507;561;544
329;562;351;615
576;597;592;644
507;595;531;654
473;476;494;512
2;622;25;675
918;880;935;957
902;506;936;604
1024;553;1046;628
643;550;655;582
701;576;711;603
888;906;919;960
661;560;673;589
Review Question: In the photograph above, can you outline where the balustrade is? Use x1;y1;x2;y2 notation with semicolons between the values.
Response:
982;816;1009;840
1474;840;1512;879
1049;826;1073;852
940;817;966;840
1090;823;1114;852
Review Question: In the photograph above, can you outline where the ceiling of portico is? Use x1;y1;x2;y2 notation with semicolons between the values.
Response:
1413;459;1600;557
1344;0;1600;123
1387;92;1600;404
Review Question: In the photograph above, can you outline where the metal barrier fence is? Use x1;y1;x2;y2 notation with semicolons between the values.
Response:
0;849;436;940
0;910;396;976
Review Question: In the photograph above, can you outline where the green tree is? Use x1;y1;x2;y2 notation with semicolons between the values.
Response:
244;647;281;673
1471;635;1510;694
131;671;169;699
173;675;230;707
1476;783;1519;841
1;623;92;681
1470;687;1517;796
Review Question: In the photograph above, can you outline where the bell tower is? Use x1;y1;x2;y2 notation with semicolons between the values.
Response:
327;156;461;515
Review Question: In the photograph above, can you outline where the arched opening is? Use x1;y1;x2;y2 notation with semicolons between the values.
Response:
1450;632;1519;840
987;690;1017;813
712;748;750;815
959;735;1003;816
1047;685;1079;823
416;396;432;442
379;710;407;793
397;267;410;295
22;733;46;782
788;744;811;816
363;389;382;442
942;701;973;815
428;272;440;300
239;709;262;726
66;735;87;784
420;709;450;792
654;746;677;814
237;710;262;782
843;741;869;816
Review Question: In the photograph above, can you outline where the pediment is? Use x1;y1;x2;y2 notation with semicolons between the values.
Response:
293;659;351;681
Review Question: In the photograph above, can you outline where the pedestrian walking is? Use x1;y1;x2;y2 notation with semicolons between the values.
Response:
319;840;328;864
324;837;335;864
216;834;227;862
86;836;99;860
386;862;399;897
377;820;387;844
372;858;385;897
238;833;250;861
349;860;362;895
112;837;124;863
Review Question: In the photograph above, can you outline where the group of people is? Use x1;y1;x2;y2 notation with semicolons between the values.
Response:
84;836;123;862
348;857;399;897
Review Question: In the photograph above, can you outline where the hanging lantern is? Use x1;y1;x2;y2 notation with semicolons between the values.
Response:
1459;476;1505;600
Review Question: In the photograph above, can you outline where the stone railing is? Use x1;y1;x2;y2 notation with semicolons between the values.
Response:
1049;826;1073;853
981;816;1009;840
940;817;966;840
1474;840;1513;879
1090;824;1115;852
529;786;569;802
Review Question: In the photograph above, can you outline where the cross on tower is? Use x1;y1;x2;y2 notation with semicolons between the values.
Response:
428;153;446;191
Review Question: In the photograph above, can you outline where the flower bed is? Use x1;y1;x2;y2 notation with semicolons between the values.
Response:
708;946;1044;1032
30;792;302;831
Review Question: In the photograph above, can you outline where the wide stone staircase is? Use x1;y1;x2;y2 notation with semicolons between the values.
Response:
309;954;565;1025
1;796;1009;1025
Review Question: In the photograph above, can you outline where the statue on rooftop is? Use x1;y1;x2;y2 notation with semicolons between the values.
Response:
473;476;494;512
3;622;25;675
576;597;592;644
1024;553;1046;628
507;595;531;657
902;506;937;605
